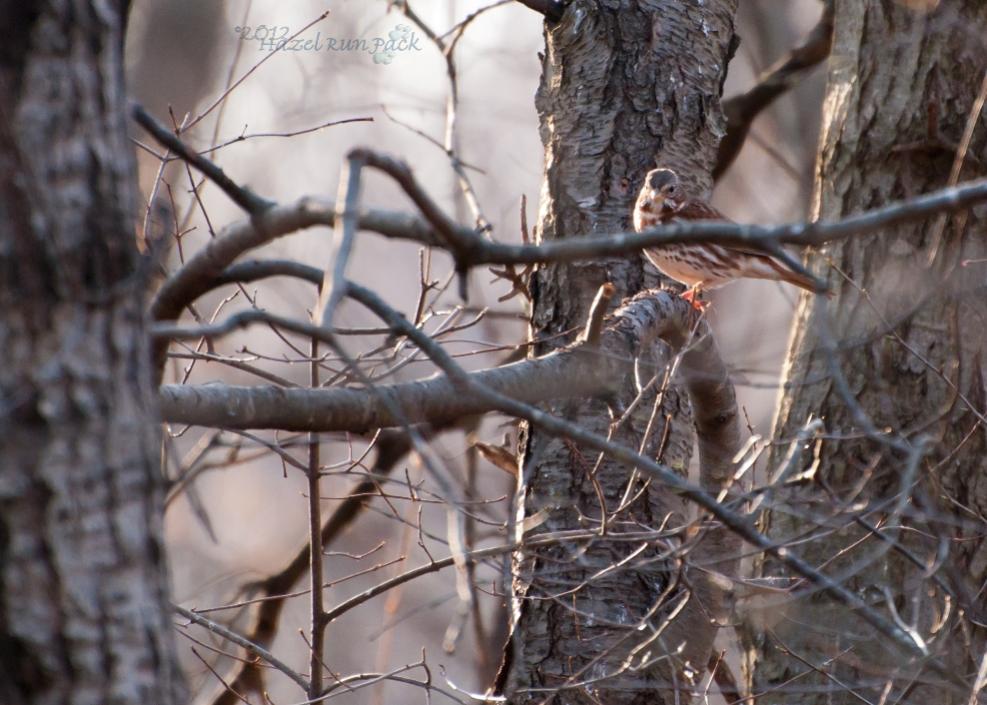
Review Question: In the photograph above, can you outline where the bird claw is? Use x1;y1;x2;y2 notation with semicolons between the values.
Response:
681;286;709;312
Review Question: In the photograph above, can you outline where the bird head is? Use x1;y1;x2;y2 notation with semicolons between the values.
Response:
633;167;683;231
644;168;680;200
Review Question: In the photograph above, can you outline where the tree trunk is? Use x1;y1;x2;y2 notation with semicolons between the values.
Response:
0;2;183;704
504;1;738;703
747;2;987;703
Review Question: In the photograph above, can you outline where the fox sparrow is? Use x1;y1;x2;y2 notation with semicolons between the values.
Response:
633;168;822;303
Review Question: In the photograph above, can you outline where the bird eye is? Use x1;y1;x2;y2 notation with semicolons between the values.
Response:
666;184;675;194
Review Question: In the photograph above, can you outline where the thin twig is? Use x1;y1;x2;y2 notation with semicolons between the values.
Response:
175;604;309;692
207;430;426;705
924;64;987;263
132;104;275;214
306;335;325;699
200;117;373;156
346;282;938;662
187;11;331;130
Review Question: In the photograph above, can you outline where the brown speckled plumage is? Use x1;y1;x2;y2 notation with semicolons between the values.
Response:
633;168;820;294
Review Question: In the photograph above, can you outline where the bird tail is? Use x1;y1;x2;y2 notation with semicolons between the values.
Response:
757;255;832;297
776;264;832;298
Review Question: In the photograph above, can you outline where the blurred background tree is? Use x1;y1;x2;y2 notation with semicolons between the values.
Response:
749;3;987;703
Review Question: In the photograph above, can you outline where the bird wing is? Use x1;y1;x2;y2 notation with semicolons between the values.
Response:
668;199;784;259
666;199;726;221
667;199;827;294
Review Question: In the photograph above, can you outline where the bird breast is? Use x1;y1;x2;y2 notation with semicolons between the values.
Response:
644;244;736;289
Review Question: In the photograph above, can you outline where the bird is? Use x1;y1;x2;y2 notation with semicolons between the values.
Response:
633;167;825;306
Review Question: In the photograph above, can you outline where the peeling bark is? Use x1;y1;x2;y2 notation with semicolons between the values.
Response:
505;2;739;703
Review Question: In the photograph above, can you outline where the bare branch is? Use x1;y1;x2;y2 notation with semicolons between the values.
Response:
466;176;987;259
714;0;834;180
155;309;337;348
149;168;987;352
131;104;275;215
321;527;677;625
147;137;987;386
157;291;689;432
674;323;743;628
514;0;565;22
207;430;424;705
345;283;939;663
317;150;365;325
213;259;324;288
199;116;374;157
147;195;456;379
349;148;474;261
162;270;941;671
148;196;449;321
305;337;325;699
174;604;309;693
579;282;617;345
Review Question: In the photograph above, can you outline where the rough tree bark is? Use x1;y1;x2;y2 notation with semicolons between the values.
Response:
748;2;987;703
0;2;183;704
504;1;739;703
